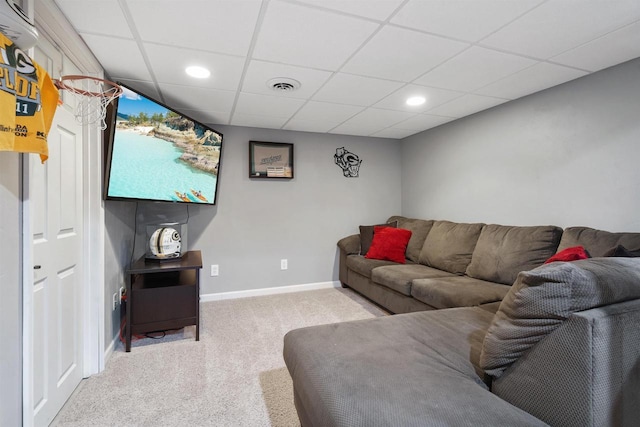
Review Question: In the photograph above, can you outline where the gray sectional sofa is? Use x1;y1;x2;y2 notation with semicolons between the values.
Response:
284;217;640;426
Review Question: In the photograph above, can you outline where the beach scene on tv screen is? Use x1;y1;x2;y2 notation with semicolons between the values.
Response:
108;88;221;204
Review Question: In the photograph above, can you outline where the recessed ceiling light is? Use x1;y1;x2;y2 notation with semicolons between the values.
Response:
406;96;426;106
185;66;210;79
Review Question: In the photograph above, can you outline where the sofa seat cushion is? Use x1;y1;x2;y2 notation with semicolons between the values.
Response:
481;257;640;379
466;224;562;285
284;308;547;427
345;254;399;278
411;276;511;309
371;264;455;296
419;220;484;274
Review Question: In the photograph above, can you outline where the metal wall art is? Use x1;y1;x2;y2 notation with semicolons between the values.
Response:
334;147;362;177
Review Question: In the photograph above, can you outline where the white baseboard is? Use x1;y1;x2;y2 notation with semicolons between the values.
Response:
200;281;341;302
104;335;117;362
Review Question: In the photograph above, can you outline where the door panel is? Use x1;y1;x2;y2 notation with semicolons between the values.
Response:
30;35;84;427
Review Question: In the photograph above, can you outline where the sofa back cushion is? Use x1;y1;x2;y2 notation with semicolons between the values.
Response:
418;220;484;274
387;216;434;263
466;224;562;285
480;258;640;379
558;226;640;257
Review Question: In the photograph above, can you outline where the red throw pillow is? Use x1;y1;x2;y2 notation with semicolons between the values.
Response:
544;246;590;264
365;226;412;264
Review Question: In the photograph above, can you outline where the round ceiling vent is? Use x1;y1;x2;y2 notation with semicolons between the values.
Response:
266;77;301;92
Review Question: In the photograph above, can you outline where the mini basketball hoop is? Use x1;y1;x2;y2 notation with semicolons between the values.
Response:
54;75;122;130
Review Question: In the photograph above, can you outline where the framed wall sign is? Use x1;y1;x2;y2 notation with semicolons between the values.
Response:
249;141;294;179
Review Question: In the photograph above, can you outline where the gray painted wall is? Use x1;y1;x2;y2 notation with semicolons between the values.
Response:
0;152;22;427
401;57;640;232
104;126;401;343
104;201;135;349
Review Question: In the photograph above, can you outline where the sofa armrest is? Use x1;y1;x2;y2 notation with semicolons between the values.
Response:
491;299;640;427
337;234;360;255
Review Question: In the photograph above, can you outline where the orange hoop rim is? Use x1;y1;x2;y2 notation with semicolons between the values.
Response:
54;74;123;98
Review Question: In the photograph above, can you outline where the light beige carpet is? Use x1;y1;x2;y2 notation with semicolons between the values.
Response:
51;288;387;427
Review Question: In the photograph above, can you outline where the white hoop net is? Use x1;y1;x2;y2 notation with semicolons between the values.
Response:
56;76;122;130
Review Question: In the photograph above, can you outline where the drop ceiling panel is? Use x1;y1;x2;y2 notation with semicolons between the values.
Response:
116;79;161;101
55;0;640;139
231;113;289;130
55;0;133;38
295;0;404;21
374;84;463;113
234;92;306;118
373;127;418;139
283;118;340;134
427;94;508;118
394;114;456;132
158;83;236;112
342;26;469;82
390;0;544;42
313;73;403;106
551;21;640;72
80;34;151;82
292;101;363;123
475;63;588;100
415;46;537;92
144;44;244;91
127;0;262;56
242;61;332;99
178;108;231;127
481;1;640;59
334;108;414;135
252;0;379;70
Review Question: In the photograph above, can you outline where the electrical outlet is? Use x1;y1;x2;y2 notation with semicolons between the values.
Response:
211;264;219;276
281;259;288;270
112;292;118;311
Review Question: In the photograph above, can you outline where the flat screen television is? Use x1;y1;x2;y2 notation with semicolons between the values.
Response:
104;84;223;205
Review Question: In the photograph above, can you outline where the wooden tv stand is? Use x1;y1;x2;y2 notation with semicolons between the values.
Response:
125;250;202;352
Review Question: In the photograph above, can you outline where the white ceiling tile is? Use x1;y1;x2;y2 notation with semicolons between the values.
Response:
393;114;456;131
372;127;416;139
475;62;588;100
374;84;463;113
313;73;403;106
426;94;508;118
328;124;374;137
481;1;640;59
80;34;151;81
391;0;544;42
144;44;244;91
115;79;162;103
342;26;469;82
234;93;306;118
55;0;133;38
415;47;537;92
283;118;339;134
551;21;640;72
295;0;404;21
292;101;364;123
158;83;236;112
333;108;414;135
241;61;333;99
127;0;262;56
175;108;231;127
252;0;379;70
230;114;289;130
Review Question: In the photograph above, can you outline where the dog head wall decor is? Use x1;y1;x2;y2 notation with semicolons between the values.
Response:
334;147;362;177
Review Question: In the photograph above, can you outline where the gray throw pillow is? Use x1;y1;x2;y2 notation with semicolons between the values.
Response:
480;258;640;379
359;221;397;255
